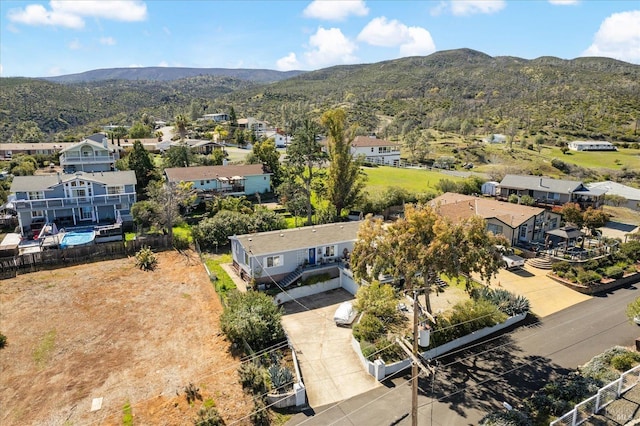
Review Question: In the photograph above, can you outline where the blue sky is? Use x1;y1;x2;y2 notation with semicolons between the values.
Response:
1;0;639;77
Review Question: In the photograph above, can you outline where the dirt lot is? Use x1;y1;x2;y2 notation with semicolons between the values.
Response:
0;250;253;426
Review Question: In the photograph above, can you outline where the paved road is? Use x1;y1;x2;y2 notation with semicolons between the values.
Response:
287;284;640;426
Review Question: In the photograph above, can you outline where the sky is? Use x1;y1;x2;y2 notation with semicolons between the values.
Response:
1;0;639;78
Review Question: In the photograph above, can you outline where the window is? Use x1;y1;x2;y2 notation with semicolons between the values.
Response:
519;225;528;239
32;210;45;218
28;191;44;200
324;245;336;257
549;218;558;229
244;252;249;265
200;180;204;185
81;207;93;220
107;186;123;195
487;223;503;235
548;192;560;200
264;255;282;268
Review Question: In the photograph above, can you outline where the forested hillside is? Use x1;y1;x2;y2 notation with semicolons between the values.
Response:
1;48;639;143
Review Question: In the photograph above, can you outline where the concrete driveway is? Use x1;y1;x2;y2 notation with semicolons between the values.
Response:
281;288;380;408
482;264;591;317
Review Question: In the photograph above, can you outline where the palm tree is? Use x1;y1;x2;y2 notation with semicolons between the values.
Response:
174;114;189;142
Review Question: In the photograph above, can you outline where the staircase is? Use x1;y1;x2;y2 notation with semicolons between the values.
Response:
526;253;554;270
279;266;303;288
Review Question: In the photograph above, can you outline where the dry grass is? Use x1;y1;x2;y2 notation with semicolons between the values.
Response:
0;250;253;426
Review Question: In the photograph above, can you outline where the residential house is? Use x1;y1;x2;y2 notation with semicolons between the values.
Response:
351;135;401;166
163;164;272;199
429;193;562;246
587;181;640;211
497;174;605;209
568;141;617;151
10;170;136;236
483;134;507;144
199;113;229;122
0;143;68;159
229;221;362;285
237;117;268;137
59;134;118;173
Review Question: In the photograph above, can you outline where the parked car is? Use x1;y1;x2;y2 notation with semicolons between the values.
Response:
334;302;358;327
496;245;526;270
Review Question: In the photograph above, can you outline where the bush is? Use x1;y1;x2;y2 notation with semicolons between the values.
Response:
552;261;572;273
238;362;270;395
577;270;602;285
581;346;640;382
610;352;640;371
250;397;270;426
220;291;285;352
480;409;532;426
194;404;225;426
172;233;190;251
353;313;385;342
268;364;294;394
604;266;625;279
135;246;158;271
430;300;507;347
508;194;519;204
0;332;6;349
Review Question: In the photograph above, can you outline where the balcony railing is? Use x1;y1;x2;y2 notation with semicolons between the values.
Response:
15;193;136;210
60;154;116;164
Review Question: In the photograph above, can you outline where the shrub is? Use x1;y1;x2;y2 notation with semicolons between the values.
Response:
508;194;519;204
250;397;270;426
194;404;225;426
172;233;190;251
353;313;386;343
577;270;602;285
523;372;600;420
604;266;624;279
220;291;285;352
135;246;158;271
610;352;640;371
470;287;530;316
0;332;6;349
480;409;533;426
430;300;507;347
238;362;270;395
268;364;294;393
552;261;572;273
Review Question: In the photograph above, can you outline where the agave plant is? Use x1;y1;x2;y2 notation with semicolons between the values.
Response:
268;364;294;394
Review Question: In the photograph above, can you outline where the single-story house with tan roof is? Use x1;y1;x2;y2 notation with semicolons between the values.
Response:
429;193;562;246
229;221;362;285
164;164;272;198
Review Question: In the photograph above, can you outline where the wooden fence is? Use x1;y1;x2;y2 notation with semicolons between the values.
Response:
0;235;172;280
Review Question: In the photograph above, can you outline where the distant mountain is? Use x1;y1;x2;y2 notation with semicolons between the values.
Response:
2;48;638;145
40;66;305;83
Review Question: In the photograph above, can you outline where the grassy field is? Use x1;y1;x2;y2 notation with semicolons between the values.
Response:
542;146;640;171
361;165;465;194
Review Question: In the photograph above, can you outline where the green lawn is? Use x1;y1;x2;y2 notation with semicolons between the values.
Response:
542;147;640;171
361;165;465;194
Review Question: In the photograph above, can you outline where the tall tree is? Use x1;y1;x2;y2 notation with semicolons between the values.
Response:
145;180;196;241
127;140;157;195
113;126;128;146
163;145;195;168
350;204;505;314
321;108;365;218
248;138;282;188
174;114;189;141
282;119;327;225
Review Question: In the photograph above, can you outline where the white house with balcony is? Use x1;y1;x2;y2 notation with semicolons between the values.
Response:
10;171;136;237
59;134;118;173
351;135;401;166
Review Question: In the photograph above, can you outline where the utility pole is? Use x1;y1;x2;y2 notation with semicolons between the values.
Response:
412;290;419;426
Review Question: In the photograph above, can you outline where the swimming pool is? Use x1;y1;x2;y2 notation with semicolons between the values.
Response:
59;230;96;249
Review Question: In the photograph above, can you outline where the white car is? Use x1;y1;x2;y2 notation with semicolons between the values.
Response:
334;302;358;326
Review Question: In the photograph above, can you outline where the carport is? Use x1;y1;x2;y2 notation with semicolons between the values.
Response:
281;288;380;407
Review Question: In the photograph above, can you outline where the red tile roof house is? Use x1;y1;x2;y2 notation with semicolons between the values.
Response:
429;192;562;247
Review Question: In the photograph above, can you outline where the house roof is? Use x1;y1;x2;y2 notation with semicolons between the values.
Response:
499;174;587;195
587;181;640;201
230;221;362;256
164;164;269;182
0;143;71;151
352;136;400;148
10;171;136;192
59;139;109;153
429;192;547;228
546;226;583;239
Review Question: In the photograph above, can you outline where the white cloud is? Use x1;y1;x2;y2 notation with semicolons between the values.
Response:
582;10;640;64
357;17;436;56
548;0;579;5
158;61;169;67
48;66;63;76
100;37;116;46
8;1;147;29
128;64;143;68
0;64;3;76
276;52;301;71
448;0;506;16
303;0;369;21
304;27;358;68
68;39;82;50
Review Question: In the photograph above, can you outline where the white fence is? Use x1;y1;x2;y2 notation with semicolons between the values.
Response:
550;364;640;426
